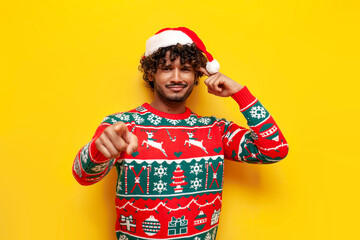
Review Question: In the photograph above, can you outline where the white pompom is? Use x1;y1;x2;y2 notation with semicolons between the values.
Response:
206;59;220;75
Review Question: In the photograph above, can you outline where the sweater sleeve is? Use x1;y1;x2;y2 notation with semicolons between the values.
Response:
72;114;134;185
222;86;289;164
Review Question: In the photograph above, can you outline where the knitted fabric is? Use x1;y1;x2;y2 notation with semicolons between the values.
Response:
72;86;288;240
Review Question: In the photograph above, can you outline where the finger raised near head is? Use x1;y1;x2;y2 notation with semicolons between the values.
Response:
199;67;211;77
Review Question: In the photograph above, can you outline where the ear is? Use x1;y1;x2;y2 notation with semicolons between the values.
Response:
148;74;154;82
194;76;199;86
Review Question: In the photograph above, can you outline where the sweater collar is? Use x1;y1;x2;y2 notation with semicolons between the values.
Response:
142;103;192;120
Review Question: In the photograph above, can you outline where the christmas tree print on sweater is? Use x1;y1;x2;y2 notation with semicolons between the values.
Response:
72;86;288;240
170;165;188;193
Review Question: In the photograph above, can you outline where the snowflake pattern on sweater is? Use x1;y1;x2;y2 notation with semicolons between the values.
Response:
72;87;288;240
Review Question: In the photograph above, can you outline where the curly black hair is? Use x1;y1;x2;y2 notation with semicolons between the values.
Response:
139;43;207;90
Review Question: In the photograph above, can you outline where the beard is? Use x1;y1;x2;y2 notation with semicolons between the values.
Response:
154;81;194;103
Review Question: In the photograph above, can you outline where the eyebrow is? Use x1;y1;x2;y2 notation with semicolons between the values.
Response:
159;62;192;68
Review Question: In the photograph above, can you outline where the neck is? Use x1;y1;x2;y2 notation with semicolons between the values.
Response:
150;97;187;114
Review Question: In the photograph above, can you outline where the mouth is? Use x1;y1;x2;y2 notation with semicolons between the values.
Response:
166;84;188;92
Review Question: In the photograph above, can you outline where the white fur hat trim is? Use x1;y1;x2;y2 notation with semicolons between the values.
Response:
145;30;193;57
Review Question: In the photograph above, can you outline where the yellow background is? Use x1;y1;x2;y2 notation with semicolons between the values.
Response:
1;0;359;239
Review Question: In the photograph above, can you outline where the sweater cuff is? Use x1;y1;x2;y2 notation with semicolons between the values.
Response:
89;136;109;163
231;86;257;110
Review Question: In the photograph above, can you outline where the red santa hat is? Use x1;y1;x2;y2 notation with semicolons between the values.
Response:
144;27;220;75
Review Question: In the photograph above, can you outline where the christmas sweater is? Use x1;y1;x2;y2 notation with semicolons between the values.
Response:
72;86;288;240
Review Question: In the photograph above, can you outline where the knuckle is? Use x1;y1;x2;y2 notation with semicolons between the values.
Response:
115;142;124;151
100;149;110;158
120;144;128;152
95;138;101;145
114;122;126;133
104;128;111;135
98;135;105;142
116;142;126;152
109;149;119;157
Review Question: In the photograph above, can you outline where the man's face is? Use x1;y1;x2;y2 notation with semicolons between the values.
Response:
151;51;196;103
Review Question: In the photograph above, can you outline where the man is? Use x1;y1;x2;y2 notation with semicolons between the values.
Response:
72;27;288;240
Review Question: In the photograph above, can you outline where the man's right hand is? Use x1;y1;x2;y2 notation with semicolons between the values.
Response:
94;122;138;159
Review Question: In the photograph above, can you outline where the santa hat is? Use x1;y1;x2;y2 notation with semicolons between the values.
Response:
144;27;220;75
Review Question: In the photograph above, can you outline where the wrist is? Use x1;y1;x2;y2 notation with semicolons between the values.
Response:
230;83;243;96
231;86;256;109
233;83;243;93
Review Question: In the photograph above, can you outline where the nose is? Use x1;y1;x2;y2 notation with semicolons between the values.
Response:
172;68;181;82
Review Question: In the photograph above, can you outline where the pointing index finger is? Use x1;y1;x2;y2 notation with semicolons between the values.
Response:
199;67;211;77
113;122;127;135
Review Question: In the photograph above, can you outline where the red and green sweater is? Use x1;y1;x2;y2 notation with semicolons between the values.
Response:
72;86;288;240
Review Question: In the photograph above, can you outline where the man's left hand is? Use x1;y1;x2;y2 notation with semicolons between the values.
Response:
200;67;243;97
